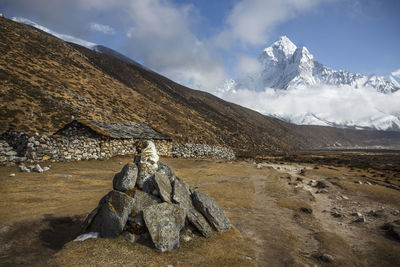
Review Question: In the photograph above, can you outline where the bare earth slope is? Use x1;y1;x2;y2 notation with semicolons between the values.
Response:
1;17;400;156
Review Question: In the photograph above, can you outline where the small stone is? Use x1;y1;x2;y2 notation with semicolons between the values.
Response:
354;216;366;223
9;173;15;177
316;189;328;194
391;210;399;216
351;212;362;217
300;207;313;214
315;180;328;189
181;234;192;242
365;181;372;185
319;253;334;263
341;195;349;200
19;165;30;172
368;210;377;216
331;212;343;218
62;174;73;178
357;181;363;184
122;231;140;243
43;167;50;172
33;164;43;173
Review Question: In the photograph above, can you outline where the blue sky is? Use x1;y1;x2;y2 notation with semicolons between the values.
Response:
2;0;400;91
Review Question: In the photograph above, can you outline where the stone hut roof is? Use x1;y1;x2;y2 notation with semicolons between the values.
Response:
56;120;171;140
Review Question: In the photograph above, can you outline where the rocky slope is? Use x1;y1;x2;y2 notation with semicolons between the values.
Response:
1;17;400;155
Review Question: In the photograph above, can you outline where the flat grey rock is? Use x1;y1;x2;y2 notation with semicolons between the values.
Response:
157;162;175;183
85;190;135;238
187;209;213;238
173;178;213;237
154;171;173;203
130;189;162;226
143;202;185;252
113;163;138;192
192;191;231;232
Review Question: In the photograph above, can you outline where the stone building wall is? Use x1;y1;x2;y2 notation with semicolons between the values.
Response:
0;131;234;165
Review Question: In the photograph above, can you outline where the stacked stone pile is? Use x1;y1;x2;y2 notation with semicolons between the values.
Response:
80;140;231;251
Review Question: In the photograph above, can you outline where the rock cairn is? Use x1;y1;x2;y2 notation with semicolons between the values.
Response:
81;140;231;252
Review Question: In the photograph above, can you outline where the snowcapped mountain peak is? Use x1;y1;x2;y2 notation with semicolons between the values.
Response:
253;37;400;93
293;46;314;63
262;35;297;62
222;36;400;132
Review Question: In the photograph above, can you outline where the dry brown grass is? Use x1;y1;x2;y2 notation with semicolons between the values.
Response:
1;155;400;266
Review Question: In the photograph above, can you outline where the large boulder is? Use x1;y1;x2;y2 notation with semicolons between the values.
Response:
143;203;186;252
113;163;138;192
172;178;213;237
82;190;135;238
192;191;231;232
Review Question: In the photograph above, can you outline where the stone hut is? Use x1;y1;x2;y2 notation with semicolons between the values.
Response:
53;120;172;157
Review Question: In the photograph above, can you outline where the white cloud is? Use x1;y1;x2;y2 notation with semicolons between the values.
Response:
89;22;115;35
236;55;263;75
215;85;400;130
215;0;323;48
392;68;400;78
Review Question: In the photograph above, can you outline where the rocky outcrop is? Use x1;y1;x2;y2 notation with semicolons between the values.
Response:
80;140;231;251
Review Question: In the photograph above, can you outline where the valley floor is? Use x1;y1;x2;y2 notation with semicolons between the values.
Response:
0;153;399;266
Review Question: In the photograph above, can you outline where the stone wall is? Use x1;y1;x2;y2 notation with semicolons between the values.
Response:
172;143;235;160
0;131;235;165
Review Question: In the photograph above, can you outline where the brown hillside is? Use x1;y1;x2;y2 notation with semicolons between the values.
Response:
1;17;400;155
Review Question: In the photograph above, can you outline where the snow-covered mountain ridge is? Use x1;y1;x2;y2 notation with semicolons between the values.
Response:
237;36;399;93
220;36;400;131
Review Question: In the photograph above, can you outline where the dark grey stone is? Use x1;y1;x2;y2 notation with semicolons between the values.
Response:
113;163;138;192
84;190;135;238
143;203;186;252
154;171;173;203
192;191;231;232
157;162;175;183
129;189;162;226
172;178;213;237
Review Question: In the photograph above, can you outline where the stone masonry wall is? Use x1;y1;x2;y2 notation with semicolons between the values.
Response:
172;143;235;160
0;131;235;165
